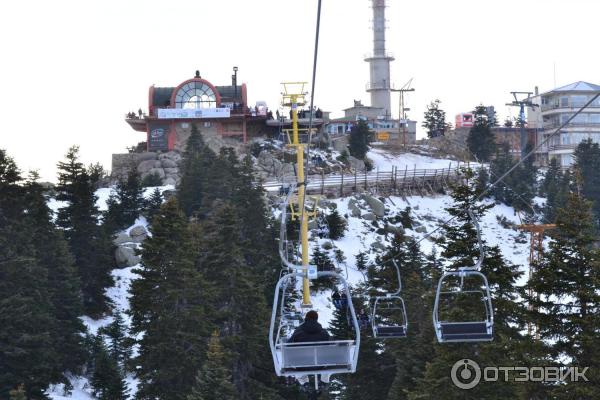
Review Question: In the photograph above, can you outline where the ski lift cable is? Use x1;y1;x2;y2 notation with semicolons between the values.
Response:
298;0;322;243
410;93;600;249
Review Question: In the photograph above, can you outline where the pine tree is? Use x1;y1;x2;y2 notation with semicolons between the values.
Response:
130;198;207;399
187;331;236;400
348;120;372;160
467;105;497;162
104;165;144;232
197;202;279;399
0;150;61;399
422;99;448;138
99;312;131;367
178;124;219;217
23;172;86;378
91;335;129;400
355;251;369;272
326;209;347;240
527;192;600;398
144;187;163;222
55;146;114;316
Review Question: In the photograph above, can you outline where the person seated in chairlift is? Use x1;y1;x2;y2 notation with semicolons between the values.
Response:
290;311;332;387
332;290;342;309
358;309;370;330
290;310;330;343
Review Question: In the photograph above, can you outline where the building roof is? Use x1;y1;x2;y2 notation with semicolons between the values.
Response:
548;81;600;93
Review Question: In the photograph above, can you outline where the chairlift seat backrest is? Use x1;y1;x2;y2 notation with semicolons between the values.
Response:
280;341;353;373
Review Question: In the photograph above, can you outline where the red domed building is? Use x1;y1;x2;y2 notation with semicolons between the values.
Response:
125;69;266;151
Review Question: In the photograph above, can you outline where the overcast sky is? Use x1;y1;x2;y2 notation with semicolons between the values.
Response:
2;0;599;181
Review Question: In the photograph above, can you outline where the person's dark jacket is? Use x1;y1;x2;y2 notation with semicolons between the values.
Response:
290;320;330;343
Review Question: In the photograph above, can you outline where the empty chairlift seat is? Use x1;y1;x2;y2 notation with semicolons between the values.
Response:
372;295;408;339
433;269;494;343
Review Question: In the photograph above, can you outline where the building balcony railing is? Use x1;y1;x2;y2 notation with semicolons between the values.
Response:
542;121;600;129
366;81;397;91
541;103;600;112
547;144;577;152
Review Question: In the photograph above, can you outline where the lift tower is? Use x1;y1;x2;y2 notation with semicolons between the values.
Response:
506;91;538;159
281;82;312;307
517;223;555;337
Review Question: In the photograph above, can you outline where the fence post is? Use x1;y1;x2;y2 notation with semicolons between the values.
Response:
364;169;368;191
340;170;344;197
403;165;408;192
392;166;397;193
376;167;379;194
321;171;324;195
354;169;358;192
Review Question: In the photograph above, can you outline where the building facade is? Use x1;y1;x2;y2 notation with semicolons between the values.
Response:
125;70;267;152
533;81;600;166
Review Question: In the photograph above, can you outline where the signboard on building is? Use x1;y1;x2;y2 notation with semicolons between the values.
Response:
148;124;169;151
377;131;390;141
157;107;230;119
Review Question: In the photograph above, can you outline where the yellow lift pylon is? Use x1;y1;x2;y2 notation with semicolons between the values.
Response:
281;82;313;307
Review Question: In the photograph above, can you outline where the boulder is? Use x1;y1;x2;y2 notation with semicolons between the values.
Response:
163;167;179;175
322;241;333;250
361;194;386;217
113;232;131;245
137;160;158;174
371;239;386;251
384;224;405;235
308;219;319;230
161;159;178;168
115;246;140;267
348;199;361;217
347;156;365;171
129;225;148;242
414;226;427;233
164;177;177;186
146;168;165;179
362;212;376;221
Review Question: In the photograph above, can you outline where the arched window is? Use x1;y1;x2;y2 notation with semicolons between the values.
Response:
175;81;217;109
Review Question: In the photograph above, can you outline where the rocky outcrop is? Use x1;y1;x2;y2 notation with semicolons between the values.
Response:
129;225;148;243
115;246;140;268
360;194;386;217
111;151;182;186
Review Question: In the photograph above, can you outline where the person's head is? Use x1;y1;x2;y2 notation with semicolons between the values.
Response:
305;310;319;321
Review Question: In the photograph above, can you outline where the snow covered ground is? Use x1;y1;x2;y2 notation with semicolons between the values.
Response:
367;148;463;171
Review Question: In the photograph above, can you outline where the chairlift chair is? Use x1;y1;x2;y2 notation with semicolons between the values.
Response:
433;269;494;342
372;295;408;338
371;259;409;339
432;209;494;343
269;271;361;378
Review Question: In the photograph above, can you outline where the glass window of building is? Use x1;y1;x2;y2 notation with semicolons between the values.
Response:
560;96;569;107
175;81;217;109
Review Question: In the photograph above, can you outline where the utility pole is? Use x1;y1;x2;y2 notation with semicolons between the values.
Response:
391;78;415;147
281;82;312;307
517;223;555;338
506;91;538;159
